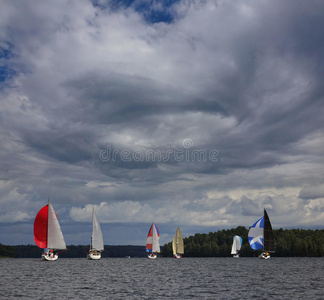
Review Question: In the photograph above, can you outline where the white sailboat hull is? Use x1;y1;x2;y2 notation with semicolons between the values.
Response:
233;254;240;258
259;252;270;259
174;254;182;259
148;253;157;259
87;251;101;260
42;251;58;261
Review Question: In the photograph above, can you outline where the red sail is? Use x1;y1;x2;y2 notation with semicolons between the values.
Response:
34;205;48;249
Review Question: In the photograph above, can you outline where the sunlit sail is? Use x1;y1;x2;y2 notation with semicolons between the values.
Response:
172;227;184;258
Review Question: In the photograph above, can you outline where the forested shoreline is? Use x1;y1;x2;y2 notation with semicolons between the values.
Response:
1;227;323;258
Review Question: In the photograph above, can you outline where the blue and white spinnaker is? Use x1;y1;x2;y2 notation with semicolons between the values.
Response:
248;216;264;250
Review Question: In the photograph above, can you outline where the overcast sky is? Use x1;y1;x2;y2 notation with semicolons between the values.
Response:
1;0;323;247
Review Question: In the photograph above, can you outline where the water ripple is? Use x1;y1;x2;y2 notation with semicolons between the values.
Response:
0;257;323;299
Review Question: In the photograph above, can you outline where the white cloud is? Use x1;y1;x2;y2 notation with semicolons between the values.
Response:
0;211;30;223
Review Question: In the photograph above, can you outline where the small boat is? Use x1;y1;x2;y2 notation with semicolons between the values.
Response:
248;209;275;259
87;207;104;260
146;223;160;259
172;227;184;259
231;235;242;258
34;199;66;261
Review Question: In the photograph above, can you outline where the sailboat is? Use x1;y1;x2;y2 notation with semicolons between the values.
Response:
248;209;275;259
34;199;66;261
87;207;104;260
172;227;184;258
146;223;160;259
231;235;242;258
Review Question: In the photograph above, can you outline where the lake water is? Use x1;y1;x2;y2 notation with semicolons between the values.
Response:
0;257;323;299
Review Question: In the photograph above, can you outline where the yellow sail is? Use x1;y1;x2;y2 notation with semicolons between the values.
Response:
172;227;184;255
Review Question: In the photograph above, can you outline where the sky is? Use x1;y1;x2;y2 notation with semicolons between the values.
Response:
0;0;324;247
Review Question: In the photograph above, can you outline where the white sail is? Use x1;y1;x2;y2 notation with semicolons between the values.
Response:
47;200;66;250
152;223;160;253
231;235;242;255
91;208;104;251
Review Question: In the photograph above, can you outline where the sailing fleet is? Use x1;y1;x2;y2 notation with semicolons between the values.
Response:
34;201;275;260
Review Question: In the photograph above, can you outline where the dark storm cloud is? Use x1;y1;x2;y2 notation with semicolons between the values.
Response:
22;130;93;163
65;71;228;127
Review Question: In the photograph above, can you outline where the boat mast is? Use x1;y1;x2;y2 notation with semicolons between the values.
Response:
263;210;265;253
176;228;179;254
46;198;50;251
153;223;156;254
90;207;94;251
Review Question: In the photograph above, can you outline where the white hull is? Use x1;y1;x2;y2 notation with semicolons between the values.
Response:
233;254;240;258
87;251;101;260
174;254;182;259
259;252;270;259
148;253;157;259
42;251;58;261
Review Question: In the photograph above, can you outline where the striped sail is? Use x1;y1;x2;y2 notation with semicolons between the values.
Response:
248;216;264;250
146;223;160;253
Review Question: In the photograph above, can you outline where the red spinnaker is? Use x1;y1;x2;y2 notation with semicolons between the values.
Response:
34;205;48;249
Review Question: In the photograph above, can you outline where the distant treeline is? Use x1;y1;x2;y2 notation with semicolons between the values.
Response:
0;243;16;258
1;227;323;258
162;227;324;257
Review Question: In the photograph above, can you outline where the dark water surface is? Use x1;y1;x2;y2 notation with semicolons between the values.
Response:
0;257;323;299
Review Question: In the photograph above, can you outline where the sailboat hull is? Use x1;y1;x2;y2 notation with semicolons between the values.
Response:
148;253;157;259
87;251;101;260
42;251;58;261
259;252;270;259
174;254;182;259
